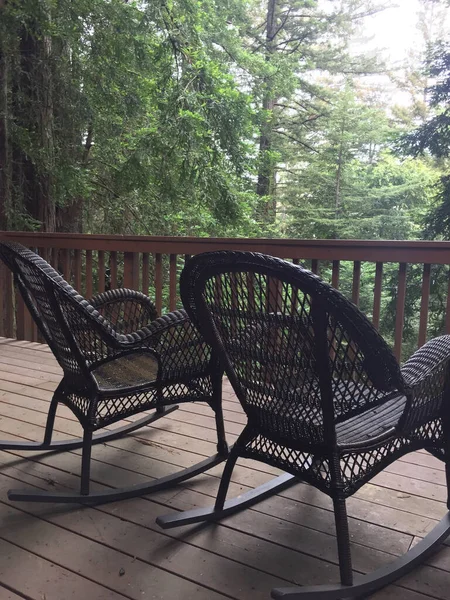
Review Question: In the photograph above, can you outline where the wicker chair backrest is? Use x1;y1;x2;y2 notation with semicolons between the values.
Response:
181;251;405;445
0;242;114;381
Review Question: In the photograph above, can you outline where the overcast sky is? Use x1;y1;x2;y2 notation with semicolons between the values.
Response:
361;0;448;64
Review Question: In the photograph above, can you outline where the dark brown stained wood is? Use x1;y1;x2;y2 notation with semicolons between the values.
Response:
0;585;25;599
38;246;49;263
0;539;131;600
22;300;33;342
0;340;449;600
109;251;118;289
352;261;361;305
331;260;340;289
246;271;256;311
74;249;82;292
0;263;4;337
97;250;105;293
267;275;281;313
446;269;450;335
372;262;383;330
4;231;450;354
60;248;71;282
0;262;13;338
394;262;407;361
229;272;239;337
85;249;93;298
155;253;163;316
169;253;177;311
123;252;139;290
142;252;149;295
14;289;25;341
3;231;450;265
31;318;38;342
47;246;56;269
418;263;431;348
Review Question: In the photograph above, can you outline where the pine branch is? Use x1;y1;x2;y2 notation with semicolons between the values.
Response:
274;129;318;153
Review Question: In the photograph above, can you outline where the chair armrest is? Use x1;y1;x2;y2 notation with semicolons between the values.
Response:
398;335;450;431
115;310;216;379
89;288;157;334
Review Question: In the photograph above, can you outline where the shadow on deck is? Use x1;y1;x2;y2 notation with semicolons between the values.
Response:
0;337;448;600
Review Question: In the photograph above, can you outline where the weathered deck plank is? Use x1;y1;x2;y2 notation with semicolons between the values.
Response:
0;339;449;599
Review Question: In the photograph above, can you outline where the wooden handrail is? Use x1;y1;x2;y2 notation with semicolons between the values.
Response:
2;231;450;263
2;231;450;361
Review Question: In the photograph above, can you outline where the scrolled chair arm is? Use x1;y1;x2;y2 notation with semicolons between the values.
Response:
398;335;450;432
119;309;214;378
83;307;213;378
89;288;157;335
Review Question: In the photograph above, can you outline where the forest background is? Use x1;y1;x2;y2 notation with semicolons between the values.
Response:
1;0;450;355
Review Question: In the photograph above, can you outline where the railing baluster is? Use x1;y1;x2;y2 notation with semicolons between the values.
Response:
372;262;383;330
169;253;177;311
61;248;71;281
15;289;25;341
332;260;340;289
352;261;361;305
155;253;163;316
418;263;431;348
109;251;117;289
446;268;450;334
142;253;150;295
85;250;93;298
394;262;407;361
98;250;105;293
74;249;82;291
0;262;13;338
3;234;450;355
246;271;256;310
123;252;139;289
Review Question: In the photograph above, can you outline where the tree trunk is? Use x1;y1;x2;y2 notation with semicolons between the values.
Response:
38;31;55;231
0;21;10;230
11;19;55;232
256;0;278;223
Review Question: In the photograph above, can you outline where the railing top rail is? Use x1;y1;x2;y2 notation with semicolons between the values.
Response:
2;231;450;263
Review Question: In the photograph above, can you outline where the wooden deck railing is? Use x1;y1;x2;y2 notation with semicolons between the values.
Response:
2;231;450;361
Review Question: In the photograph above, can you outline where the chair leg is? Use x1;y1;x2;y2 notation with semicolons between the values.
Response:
211;371;228;456
444;451;450;510
215;447;239;510
80;429;93;496
333;497;353;587
43;395;59;446
214;402;228;457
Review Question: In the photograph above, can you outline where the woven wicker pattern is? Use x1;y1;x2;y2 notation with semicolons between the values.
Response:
0;242;220;430
181;250;450;500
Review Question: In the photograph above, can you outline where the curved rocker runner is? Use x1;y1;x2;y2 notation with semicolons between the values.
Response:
156;250;450;599
0;242;228;504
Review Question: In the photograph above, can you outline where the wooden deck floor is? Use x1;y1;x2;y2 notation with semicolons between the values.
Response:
0;339;449;600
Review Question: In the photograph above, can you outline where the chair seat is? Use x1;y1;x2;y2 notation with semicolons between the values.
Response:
248;380;407;448
336;393;406;446
92;352;159;392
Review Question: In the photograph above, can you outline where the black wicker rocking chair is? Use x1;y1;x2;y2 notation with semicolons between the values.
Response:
157;250;450;599
0;242;228;504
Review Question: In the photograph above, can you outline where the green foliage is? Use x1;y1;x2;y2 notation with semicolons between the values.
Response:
402;41;450;238
2;0;260;235
2;0;450;360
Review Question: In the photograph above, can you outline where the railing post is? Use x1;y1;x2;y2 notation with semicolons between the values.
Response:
0;261;14;338
394;263;407;361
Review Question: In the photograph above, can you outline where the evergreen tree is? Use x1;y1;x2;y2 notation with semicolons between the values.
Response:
403;41;450;238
